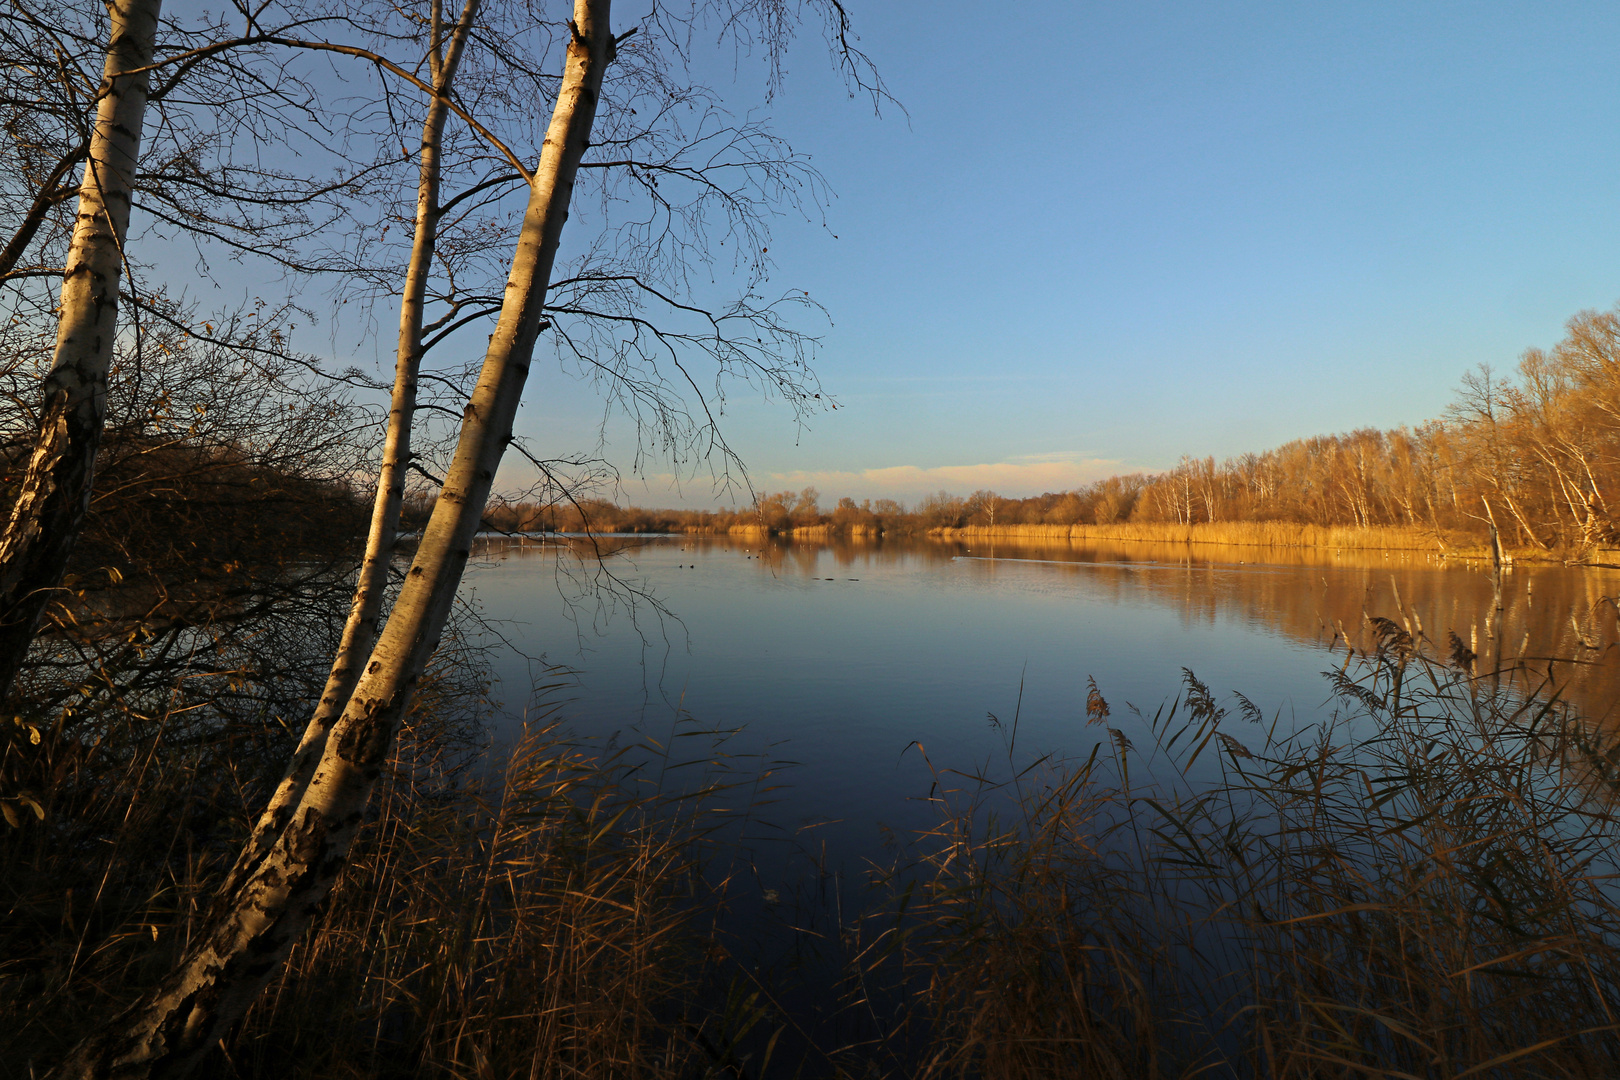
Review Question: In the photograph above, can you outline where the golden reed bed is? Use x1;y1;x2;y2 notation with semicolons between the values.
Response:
932;521;1442;550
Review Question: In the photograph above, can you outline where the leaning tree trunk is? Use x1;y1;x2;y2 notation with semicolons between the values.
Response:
48;2;614;1076
223;0;482;898
0;0;162;701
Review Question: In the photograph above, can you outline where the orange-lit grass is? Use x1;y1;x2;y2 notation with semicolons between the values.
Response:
937;520;1449;552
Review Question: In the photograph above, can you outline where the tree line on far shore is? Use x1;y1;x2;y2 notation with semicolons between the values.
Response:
487;303;1620;557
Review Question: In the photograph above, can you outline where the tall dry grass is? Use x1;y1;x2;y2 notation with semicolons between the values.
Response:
16;581;1620;1078
1;653;765;1079
934;521;1449;552
232;716;755;1080
864;622;1620;1078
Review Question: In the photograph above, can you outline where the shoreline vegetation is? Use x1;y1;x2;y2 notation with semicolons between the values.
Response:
489;302;1620;568
725;521;1493;556
484;514;1619;568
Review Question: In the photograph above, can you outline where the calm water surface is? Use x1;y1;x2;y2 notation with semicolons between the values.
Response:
461;534;1620;872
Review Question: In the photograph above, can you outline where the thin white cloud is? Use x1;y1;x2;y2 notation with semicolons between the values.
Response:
765;454;1124;501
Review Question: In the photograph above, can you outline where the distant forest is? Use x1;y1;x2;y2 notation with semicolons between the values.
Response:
487;304;1620;557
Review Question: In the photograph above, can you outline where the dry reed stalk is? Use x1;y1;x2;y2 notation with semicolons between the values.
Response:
223;701;765;1080
22;574;1620;1079
867;641;1620;1078
935;521;1449;553
1;616;764;1080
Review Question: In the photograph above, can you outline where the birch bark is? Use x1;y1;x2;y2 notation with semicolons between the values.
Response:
0;0;162;699
223;0;481;897
48;2;614;1075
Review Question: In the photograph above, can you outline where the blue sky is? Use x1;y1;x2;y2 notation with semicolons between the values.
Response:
531;0;1620;507
149;2;1620;507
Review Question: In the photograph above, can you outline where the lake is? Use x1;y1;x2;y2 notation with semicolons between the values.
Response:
461;533;1620;878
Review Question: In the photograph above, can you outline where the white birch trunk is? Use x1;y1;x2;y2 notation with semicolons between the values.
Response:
48;2;614;1075
0;0;161;699
223;0;481;897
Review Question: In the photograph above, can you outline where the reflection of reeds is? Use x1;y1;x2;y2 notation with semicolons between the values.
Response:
864;642;1620;1078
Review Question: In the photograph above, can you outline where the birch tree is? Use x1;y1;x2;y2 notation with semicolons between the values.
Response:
41;0;880;1074
45;8;614;1074
0;0;873;708
0;0;400;702
222;0;485;896
0;0;163;701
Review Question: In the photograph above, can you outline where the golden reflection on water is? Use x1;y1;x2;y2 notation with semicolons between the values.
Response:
471;533;1620;728
952;538;1620;728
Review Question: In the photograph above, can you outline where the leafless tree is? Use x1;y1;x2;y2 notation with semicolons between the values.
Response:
0;0;165;703
14;0;883;1075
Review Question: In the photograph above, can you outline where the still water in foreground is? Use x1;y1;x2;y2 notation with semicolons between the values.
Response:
462;534;1620;872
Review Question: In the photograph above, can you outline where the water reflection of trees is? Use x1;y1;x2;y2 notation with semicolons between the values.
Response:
966;537;1620;724
487;534;1620;728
